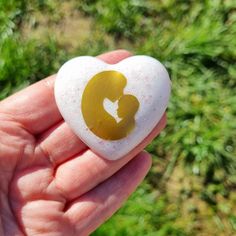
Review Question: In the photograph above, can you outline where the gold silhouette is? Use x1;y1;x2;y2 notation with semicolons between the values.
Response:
81;70;139;140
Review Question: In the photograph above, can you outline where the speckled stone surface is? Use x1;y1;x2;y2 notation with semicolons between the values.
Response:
55;55;171;160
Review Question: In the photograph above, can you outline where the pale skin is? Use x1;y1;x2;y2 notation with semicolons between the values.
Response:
0;50;166;236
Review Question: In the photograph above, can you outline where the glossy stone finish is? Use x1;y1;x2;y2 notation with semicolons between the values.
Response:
55;55;171;160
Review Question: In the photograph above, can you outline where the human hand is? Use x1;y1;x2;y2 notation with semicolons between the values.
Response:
0;50;166;236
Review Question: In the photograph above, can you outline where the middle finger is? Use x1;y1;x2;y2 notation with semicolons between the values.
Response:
53;114;166;200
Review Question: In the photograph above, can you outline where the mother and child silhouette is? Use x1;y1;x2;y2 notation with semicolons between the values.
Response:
82;70;139;140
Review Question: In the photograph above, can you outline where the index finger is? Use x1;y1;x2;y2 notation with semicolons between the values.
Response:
0;50;132;134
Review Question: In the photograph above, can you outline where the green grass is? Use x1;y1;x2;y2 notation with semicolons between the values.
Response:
92;184;187;236
0;0;235;235
0;1;56;98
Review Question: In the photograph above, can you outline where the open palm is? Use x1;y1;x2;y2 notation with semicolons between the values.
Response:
0;50;166;236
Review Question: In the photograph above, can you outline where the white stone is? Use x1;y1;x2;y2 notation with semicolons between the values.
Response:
55;55;171;160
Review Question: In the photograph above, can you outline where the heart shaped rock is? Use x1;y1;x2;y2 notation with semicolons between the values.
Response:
55;55;171;160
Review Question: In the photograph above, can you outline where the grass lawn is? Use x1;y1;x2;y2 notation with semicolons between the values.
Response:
0;0;235;235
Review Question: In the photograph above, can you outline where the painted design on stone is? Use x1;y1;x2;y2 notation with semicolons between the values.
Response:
81;70;139;140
